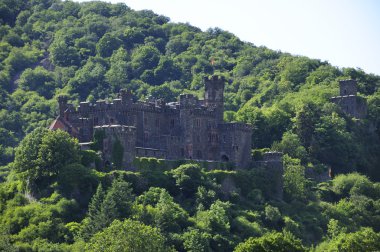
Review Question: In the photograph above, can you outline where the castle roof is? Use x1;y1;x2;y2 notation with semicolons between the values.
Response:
49;114;79;135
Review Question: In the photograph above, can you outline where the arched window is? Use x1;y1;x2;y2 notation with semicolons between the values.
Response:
221;154;229;162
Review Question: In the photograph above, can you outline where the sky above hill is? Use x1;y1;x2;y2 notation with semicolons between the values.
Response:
78;0;380;76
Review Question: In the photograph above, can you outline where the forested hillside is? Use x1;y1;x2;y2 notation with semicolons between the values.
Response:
1;0;380;251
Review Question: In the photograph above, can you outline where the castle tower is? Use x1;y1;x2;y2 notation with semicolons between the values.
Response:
179;94;198;159
339;79;357;96
331;79;367;119
263;151;284;200
220;123;252;169
204;75;225;123
58;95;68;117
94;125;137;169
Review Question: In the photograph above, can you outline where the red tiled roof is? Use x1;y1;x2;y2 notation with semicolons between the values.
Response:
49;115;79;136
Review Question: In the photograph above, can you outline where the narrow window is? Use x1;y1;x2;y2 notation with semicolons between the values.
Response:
195;118;201;127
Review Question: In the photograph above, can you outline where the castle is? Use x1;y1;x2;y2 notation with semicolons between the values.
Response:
331;79;367;119
50;75;252;169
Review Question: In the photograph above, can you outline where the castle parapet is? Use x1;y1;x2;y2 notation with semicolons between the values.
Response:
339;79;357;96
220;122;252;132
120;89;133;104
79;101;91;113
263;151;283;162
180;94;198;108
94;124;136;133
204;75;225;83
95;100;108;110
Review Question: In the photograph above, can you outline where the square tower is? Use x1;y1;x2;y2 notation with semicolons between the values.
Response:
204;75;225;123
331;79;367;119
340;79;357;96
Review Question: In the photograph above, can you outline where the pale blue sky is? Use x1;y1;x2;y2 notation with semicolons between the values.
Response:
79;0;380;76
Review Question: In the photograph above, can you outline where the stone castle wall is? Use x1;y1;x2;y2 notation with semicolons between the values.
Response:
57;75;253;169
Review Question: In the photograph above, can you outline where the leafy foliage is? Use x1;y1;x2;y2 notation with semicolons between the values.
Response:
234;231;305;252
0;0;380;250
86;219;167;252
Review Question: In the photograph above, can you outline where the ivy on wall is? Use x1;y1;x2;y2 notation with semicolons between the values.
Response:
111;137;124;169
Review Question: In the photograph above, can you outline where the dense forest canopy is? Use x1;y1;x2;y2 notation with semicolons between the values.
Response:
0;0;380;251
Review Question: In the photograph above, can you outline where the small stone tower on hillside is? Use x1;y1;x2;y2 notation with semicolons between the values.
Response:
331;80;367;119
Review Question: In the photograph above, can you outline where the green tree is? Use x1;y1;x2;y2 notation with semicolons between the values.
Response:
293;102;320;148
196;200;231;234
272;132;308;162
279;56;320;90
154;190;189;233
69;57;108;99
311;112;357;174
131;45;161;77
234;231;305;252
4;45;41;74
14;128;80;193
237;106;269;148
182;228;211;252
153;56;181;85
283;155;307;201
105;47;130;92
81;183;105;239
17;66;56;98
264;205;282;227
169;164;205;197
86;219;167;252
0;227;17;252
316;228;380;252
331;173;377;200
148;83;181;102
105;178;134;219
57;163;97;206
49;40;80;67
122;27;145;49
82;179;135;239
96;32;122;57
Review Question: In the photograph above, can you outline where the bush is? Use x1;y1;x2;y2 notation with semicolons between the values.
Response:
234;231;305;252
86;219;167;252
332;173;378;199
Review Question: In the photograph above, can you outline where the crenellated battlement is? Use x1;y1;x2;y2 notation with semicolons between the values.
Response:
94;124;136;133
263;151;283;162
220;122;252;132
